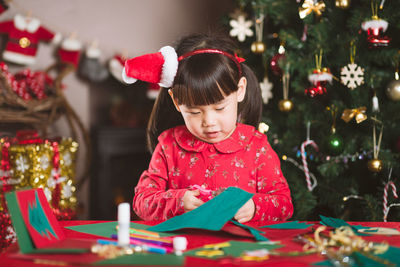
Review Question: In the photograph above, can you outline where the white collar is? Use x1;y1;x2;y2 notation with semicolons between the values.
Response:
14;14;41;33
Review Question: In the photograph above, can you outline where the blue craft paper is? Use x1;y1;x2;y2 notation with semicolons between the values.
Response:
148;187;253;232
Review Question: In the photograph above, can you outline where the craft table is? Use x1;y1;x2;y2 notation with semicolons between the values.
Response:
1;220;400;267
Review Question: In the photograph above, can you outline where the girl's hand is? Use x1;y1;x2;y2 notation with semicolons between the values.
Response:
183;190;204;212
234;199;255;223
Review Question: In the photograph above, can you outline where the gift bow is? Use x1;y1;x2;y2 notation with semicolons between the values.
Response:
299;0;326;19
341;107;367;123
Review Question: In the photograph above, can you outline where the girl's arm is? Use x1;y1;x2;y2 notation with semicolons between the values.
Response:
251;139;294;224
132;143;187;221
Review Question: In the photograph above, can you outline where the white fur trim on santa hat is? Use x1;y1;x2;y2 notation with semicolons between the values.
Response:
308;72;333;84
159;46;178;88
361;19;388;32
14;14;40;33
3;50;35;65
122;67;137;84
61;38;82;51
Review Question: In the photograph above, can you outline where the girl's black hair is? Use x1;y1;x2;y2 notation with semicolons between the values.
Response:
146;32;262;152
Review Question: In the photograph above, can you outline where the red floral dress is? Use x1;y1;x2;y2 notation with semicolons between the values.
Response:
133;123;293;224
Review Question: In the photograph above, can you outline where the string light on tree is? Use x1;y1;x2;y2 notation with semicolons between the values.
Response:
324;105;344;156
335;0;351;9
386;69;400;101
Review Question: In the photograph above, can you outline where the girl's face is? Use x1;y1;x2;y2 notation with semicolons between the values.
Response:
170;77;247;144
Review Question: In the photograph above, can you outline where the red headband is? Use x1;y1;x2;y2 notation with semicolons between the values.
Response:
178;49;245;77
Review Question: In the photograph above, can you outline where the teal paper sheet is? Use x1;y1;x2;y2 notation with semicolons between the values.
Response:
319;215;370;236
229;220;269;241
148;187;253;232
260;221;313;230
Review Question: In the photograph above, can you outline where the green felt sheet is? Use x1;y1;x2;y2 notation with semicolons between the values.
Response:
148;187;253;232
184;240;282;259
94;253;184;266
260;221;313;230
65;221;175;238
319;215;371;236
229;220;269;241
313;245;400;267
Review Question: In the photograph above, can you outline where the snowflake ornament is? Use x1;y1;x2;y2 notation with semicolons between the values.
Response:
40;154;50;170
63;151;72;166
62;183;72;198
15;155;29;173
340;63;364;90
230;15;253;42
260;76;273;104
44;187;52;201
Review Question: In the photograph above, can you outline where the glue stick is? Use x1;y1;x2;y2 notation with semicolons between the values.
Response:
118;202;130;247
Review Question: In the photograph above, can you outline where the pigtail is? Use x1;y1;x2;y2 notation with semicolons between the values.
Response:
238;64;262;128
146;88;184;153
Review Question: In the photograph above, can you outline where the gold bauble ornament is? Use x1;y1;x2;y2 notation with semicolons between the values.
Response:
278;99;293;112
251;41;266;54
335;0;350;9
386;79;400;101
367;158;383;172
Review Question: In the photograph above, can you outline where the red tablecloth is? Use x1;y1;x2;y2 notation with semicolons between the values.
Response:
1;220;400;267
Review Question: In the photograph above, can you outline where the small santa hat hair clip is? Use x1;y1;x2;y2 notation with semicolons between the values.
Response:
122;46;245;87
122;46;178;88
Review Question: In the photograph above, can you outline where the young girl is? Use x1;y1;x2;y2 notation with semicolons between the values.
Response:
124;33;293;224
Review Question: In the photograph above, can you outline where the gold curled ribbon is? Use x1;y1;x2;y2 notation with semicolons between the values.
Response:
299;0;326;19
341;107;367;123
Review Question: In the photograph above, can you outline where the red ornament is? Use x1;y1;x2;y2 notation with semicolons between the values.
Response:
305;68;332;98
362;19;391;48
305;81;327;98
270;53;286;76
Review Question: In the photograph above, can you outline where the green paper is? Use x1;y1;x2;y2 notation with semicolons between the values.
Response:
313;246;400;267
184;240;282;260
94;253;184;265
6;190;36;254
5;190;87;254
319;215;370;236
260;221;313;230
229;220;269;241
65;221;175;238
222;240;282;257
148;187;253;232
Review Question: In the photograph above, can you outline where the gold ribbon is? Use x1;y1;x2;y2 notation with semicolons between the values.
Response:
299;0;326;19
341;107;367;123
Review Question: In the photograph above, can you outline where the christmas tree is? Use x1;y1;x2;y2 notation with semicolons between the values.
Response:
224;0;400;221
